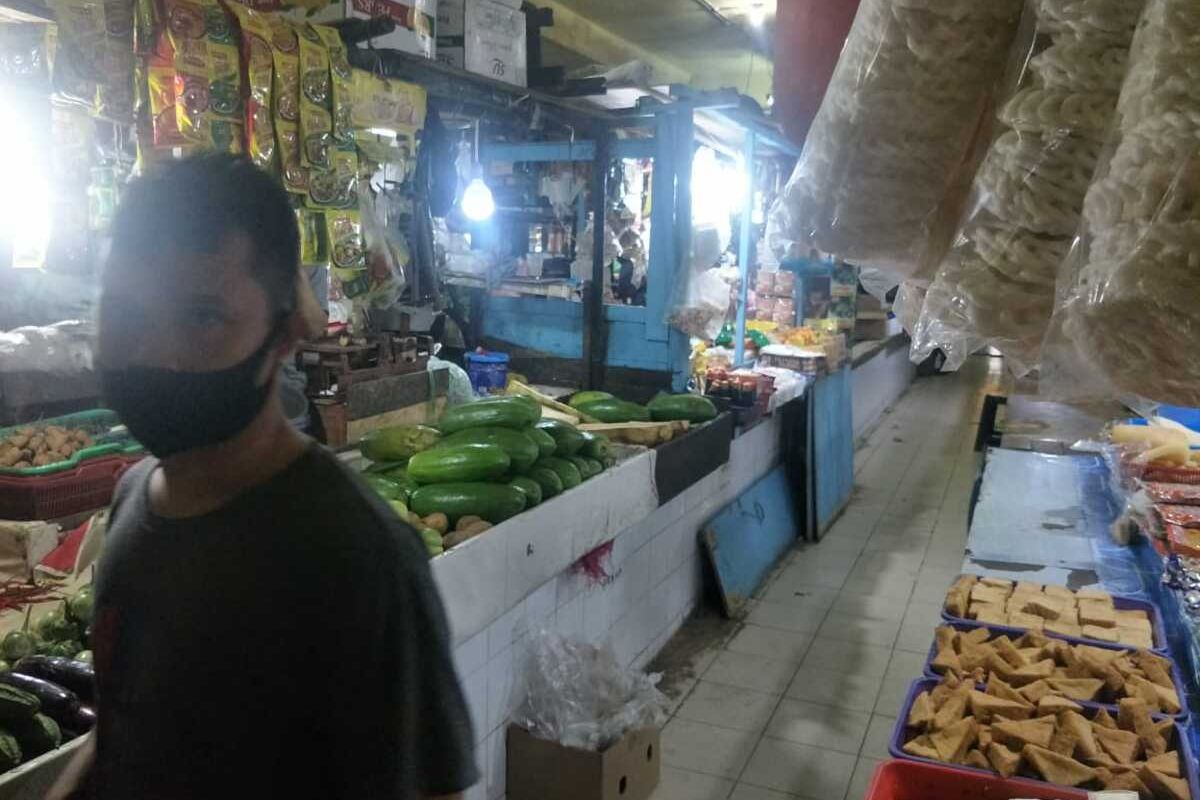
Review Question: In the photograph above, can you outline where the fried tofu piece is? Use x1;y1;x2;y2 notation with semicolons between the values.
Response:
1049;719;1080;757
1043;585;1075;600
980;577;1014;591
934;626;956;653
987;676;1034;708
1146;751;1182;779
1120;698;1167;758
932;691;968;731
1046;677;1104;701
1092;708;1118;729
1128;675;1181;715
1037;695;1082;716
1082;624;1120;643
1120;628;1155;649
1078;644;1123;667
1094;725;1142;765
971;585;1010;606
964;748;991;770
1057;607;1080;626
969;690;1034;723
946;587;970;618
1022;744;1098;786
1045;620;1083;638
1058;709;1100;760
932;716;978;764
961;627;992;647
1079;601;1118;629
1013;581;1043;595
987;741;1022;777
1098;766;1154;798
1116;610;1152;631
1019;680;1052;704
908;691;934;729
932;646;962;676
994;637;1028;668
903;734;940;760
1008;612;1046;632
1009;659;1056;686
1139;766;1192;800
1021;595;1066;621
970;603;1006;623
1135;651;1176;690
991;716;1056;750
1076;587;1113;604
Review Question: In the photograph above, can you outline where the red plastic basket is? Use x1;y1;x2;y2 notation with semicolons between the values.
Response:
865;760;1088;800
0;454;140;521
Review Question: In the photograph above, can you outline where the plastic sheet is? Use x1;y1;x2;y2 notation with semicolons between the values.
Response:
912;0;1145;375
1042;0;1200;405
512;630;667;752
768;0;1024;274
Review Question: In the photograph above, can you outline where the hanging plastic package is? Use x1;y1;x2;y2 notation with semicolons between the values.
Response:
1042;0;1200;406
161;0;241;151
267;17;304;194
326;210;367;297
295;24;332;169
311;25;353;147
767;0;1025;275
911;0;1147;375
227;3;275;170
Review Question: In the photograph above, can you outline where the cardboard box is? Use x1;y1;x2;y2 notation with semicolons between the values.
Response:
507;725;661;800
436;0;526;87
301;0;436;58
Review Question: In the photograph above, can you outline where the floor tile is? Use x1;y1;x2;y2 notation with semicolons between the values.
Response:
860;715;896;760
901;600;944;628
895;621;937;654
676;680;781;733
830;592;909;622
800;637;892;678
762;581;842;611
727;624;814;663
741;737;858;799
765;698;871;754
649;766;735;800
784;666;883;713
874;651;927;716
730;783;799;799
846;757;883;800
704;650;800;694
746;600;830;633
816;612;900;647
662;718;759;779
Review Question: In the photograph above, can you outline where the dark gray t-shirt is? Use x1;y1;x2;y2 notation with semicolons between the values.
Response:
92;444;477;799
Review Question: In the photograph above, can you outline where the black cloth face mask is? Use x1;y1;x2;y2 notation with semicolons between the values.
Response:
101;328;282;459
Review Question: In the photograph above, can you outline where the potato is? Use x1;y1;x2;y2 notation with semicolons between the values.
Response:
456;515;484;532
12;461;30;469
7;434;29;450
422;513;449;534
461;520;492;537
27;434;45;454
442;530;471;549
74;431;92;446
0;447;20;468
31;453;54;467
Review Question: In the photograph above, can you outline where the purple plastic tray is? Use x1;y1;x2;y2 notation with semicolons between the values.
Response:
940;576;1169;654
922;620;1190;722
891;677;1200;800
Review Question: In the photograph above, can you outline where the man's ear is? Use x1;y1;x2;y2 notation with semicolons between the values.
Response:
294;267;327;339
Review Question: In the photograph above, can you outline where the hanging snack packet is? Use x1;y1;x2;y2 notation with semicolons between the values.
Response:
327;210;366;298
312;25;352;146
201;0;240;127
296;24;332;169
267;17;304;193
161;0;209;144
349;68;426;133
296;207;327;266
307;146;359;209
227;3;275;170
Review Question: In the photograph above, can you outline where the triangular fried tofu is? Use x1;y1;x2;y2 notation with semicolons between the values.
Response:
1058;710;1099;760
1099;767;1153;798
1037;695;1082;716
1046;677;1104;701
1139;765;1192;800
961;627;992;647
994;636;1029;668
1009;659;1056;686
969;690;1033;723
1082;625;1120;643
1018;631;1050;649
1094;725;1142;765
1049;719;1079;757
1022;595;1065;621
964;748;990;770
903;734;940;760
908;691;934;730
932;646;962;676
1093;708;1118;729
987;741;1022;778
1146;751;1182;778
931;716;978;764
1078;644;1123;666
991;716;1055;749
1019;679;1052;704
980;577;1014;590
1134;652;1175;689
932;691;968;731
1154;719;1175;741
1022;744;1098;786
934;626;956;653
987;676;1034;707
1120;698;1167;757
1127;675;1164;710
978;726;992;749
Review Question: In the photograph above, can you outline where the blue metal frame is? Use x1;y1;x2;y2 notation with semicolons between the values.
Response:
733;131;756;367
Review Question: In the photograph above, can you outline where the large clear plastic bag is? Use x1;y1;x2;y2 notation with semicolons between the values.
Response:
911;0;1145;375
513;630;667;751
1041;0;1200;405
767;0;1025;275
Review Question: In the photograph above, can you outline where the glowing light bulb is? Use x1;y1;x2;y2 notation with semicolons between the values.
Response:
461;177;495;222
749;3;766;26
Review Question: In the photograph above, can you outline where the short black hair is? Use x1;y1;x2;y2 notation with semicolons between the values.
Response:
108;153;299;314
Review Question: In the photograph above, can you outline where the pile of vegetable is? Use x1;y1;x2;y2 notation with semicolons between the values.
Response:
568;391;718;424
0;588;98;772
0;427;94;470
355;396;613;555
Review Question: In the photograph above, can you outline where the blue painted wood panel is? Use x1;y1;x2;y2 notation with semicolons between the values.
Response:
702;465;800;616
812;365;854;532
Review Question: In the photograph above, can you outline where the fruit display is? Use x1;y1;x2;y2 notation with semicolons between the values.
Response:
901;674;1191;800
0;426;94;470
944;575;1158;649
357;425;441;463
647;393;718;423
572;397;651;423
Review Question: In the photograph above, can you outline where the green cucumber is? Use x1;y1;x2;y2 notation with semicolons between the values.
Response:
534;419;586;456
364;474;408;502
357;424;441;462
566;455;597;479
508;476;543;507
529;467;563;499
648;393;718;422
407;443;511;485
381;468;420;499
436;428;539;473
568;390;613;408
583;457;604;476
526;427;556;458
410;483;527;524
574;398;650;423
578;431;610;461
538;457;582;490
439;396;540;434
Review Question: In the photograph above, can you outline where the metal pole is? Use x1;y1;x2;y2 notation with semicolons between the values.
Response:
584;128;609;389
734;131;756;367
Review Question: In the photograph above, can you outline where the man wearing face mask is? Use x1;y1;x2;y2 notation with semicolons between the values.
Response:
49;154;477;800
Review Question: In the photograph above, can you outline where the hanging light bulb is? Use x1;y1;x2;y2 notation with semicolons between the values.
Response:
461;176;495;222
748;2;766;27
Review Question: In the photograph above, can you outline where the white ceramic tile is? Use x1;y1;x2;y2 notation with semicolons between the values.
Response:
860;715;895;760
651;517;687;586
488;600;527;657
901;600;943;628
455;628;489;681
485;726;505;800
895;621;937;654
799;637;892;679
649;767;735;800
830;592;909;622
703;650;799;694
461;667;489;745
434;529;509;646
504;498;574;606
784;666;882;713
726;624;813;663
581;586;613;644
675;680;781;733
746;600;830;634
554;593;585;640
524;577;557;630
762;580;841;610
846;757;882;800
661;718;759;779
740;737;857;799
765;698;871;754
485;646;516;734
816;612;900;647
730;783;800;800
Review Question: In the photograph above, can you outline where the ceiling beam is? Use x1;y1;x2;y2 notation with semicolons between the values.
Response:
534;0;693;86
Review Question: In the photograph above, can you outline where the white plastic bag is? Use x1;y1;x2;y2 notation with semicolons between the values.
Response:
668;268;732;341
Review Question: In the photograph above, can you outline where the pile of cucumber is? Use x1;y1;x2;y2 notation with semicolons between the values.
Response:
357;396;613;554
568;391;718;424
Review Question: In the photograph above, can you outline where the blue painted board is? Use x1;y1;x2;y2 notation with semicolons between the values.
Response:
812;366;854;533
702;465;800;616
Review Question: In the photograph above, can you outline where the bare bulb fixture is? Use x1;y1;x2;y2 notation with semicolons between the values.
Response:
749;2;765;26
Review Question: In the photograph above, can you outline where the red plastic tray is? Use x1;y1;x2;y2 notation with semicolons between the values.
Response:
865;759;1088;800
0;454;139;521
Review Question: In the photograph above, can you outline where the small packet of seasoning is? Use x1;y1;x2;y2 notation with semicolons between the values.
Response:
162;0;211;145
311;25;353;147
349;69;426;133
227;3;275;170
267;18;304;193
296;24;332;169
147;59;187;148
296;207;327;265
201;0;241;129
276;119;307;194
326;209;366;296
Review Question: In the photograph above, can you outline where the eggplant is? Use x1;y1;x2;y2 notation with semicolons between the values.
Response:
13;656;94;702
70;706;95;733
0;673;79;727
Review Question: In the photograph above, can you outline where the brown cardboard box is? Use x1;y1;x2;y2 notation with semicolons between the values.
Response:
507;725;661;800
